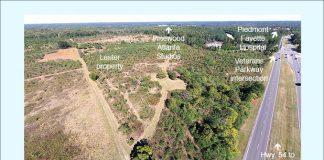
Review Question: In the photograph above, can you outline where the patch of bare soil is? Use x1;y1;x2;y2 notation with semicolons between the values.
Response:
39;48;79;62
24;70;119;159
76;34;152;44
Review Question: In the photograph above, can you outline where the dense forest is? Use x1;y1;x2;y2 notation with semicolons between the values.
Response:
148;45;266;160
290;32;301;52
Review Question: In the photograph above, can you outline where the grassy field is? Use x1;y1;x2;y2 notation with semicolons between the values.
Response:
236;55;275;160
24;71;121;159
267;54;300;159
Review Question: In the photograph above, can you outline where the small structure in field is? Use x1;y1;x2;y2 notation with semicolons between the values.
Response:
205;41;223;49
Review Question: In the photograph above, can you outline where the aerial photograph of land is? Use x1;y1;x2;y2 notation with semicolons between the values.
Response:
24;20;301;160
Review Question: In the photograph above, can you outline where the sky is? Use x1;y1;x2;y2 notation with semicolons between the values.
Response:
24;15;301;24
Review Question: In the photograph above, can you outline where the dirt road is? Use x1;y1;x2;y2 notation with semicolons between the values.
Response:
25;68;83;82
77;49;131;160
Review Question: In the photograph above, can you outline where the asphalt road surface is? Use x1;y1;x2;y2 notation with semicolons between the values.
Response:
243;52;281;160
283;35;301;129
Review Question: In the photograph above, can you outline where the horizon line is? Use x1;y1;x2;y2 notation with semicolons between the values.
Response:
24;20;301;25
24;15;302;24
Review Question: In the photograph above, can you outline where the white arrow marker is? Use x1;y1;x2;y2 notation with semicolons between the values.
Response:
274;143;282;151
226;33;234;40
166;27;172;34
272;31;278;38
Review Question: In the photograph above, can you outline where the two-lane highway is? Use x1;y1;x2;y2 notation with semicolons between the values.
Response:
243;52;281;160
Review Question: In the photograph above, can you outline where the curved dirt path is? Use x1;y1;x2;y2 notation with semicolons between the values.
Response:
76;49;130;160
139;60;186;139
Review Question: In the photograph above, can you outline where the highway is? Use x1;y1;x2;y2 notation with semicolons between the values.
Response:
283;35;301;129
243;35;302;159
243;46;282;160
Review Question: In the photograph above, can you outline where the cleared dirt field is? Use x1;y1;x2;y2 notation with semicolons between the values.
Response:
76;34;152;44
26;46;186;159
39;48;80;62
24;70;120;159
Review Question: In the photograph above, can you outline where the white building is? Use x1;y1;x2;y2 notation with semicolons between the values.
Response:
205;41;223;48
